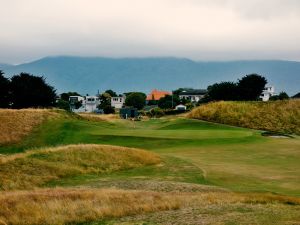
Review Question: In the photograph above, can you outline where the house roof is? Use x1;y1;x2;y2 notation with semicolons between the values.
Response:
146;89;171;101
179;89;207;96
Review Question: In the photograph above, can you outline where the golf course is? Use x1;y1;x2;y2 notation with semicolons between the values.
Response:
0;107;300;225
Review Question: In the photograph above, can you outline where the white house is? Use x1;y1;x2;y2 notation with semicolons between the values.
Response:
111;96;126;109
69;96;85;112
260;86;275;101
69;95;100;113
179;89;207;103
85;96;100;112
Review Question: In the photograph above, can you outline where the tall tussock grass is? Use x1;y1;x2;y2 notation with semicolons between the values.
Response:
1;188;299;225
0;144;161;190
79;113;119;122
0;188;181;225
188;100;300;134
0;109;63;145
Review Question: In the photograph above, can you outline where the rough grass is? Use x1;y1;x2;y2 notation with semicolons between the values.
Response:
0;109;63;145
188;100;300;134
0;144;160;190
0;188;181;225
1;187;299;225
79;113;119;122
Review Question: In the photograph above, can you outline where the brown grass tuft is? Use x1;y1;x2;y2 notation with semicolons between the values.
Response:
0;188;181;225
0;186;299;225
0;144;161;190
188;100;300;134
0;109;63;145
79;113;119;122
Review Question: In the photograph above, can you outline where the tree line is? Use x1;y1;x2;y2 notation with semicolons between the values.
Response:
0;71;56;108
202;74;290;102
0;70;293;111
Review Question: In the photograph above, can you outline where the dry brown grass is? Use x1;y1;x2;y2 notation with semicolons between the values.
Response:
0;188;181;225
0;144;161;190
0;187;299;225
188;100;300;134
79;113;119;122
0;109;63;145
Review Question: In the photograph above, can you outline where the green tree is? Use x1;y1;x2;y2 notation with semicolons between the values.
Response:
278;92;289;100
104;89;117;97
207;82;238;101
125;92;146;110
237;74;267;100
98;92;115;114
102;105;115;114
10;73;56;108
158;95;180;109
56;99;70;111
60;92;81;101
270;92;289;101
0;70;10;108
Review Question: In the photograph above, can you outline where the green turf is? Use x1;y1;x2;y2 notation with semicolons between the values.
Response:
1;115;300;197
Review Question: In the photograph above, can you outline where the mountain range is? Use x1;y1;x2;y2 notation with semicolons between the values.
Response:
1;56;299;95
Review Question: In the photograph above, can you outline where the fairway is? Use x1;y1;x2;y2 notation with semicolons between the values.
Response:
1;112;300;224
2;114;299;197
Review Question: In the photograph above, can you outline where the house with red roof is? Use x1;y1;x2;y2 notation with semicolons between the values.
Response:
146;89;171;101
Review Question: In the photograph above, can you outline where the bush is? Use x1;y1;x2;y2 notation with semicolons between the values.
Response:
270;92;289;101
103;105;115;114
147;108;165;118
56;99;70;111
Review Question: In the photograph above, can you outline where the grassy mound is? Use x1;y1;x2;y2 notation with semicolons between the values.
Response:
0;144;160;190
0;109;63;145
188;100;300;134
0;188;181;225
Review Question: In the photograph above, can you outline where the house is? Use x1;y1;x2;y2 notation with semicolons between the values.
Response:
69;96;85;112
85;96;100;112
175;104;187;111
260;86;275;101
120;107;139;119
111;96;126;109
178;89;207;103
146;89;171;102
69;95;100;113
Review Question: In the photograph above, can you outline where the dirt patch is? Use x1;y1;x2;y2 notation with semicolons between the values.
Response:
262;132;293;139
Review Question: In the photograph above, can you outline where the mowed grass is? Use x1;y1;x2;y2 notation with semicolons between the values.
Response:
1;113;299;197
0;144;160;190
188;100;300;135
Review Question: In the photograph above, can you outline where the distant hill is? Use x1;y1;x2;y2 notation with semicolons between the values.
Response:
0;63;11;70
1;56;300;95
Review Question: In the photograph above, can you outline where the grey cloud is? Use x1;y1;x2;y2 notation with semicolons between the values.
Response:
0;0;300;63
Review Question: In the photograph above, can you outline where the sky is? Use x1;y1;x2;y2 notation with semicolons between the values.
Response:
1;0;300;64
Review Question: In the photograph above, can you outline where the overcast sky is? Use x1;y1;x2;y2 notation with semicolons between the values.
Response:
1;0;300;64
